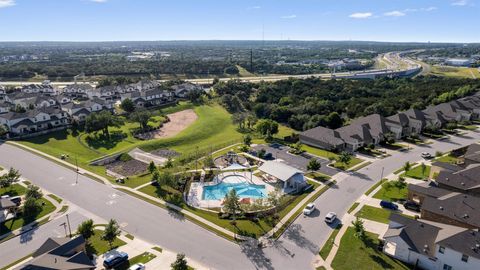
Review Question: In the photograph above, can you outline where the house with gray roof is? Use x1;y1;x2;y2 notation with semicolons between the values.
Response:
383;213;480;270
435;164;480;196
0;197;17;222
258;161;307;193
17;236;95;270
0;107;69;136
299;126;345;151
463;143;480;166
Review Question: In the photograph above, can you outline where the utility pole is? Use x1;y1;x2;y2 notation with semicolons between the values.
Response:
380;167;385;182
66;214;72;238
75;156;79;185
60;222;67;237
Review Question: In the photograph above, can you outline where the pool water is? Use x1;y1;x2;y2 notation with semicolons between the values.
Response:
202;181;266;200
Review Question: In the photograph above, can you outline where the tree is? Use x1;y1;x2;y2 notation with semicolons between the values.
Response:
255;119;279;138
102;219;121;249
0;125;7;137
25;184;43;200
246;114;257;130
164;158;174;169
77;219;95;242
130;109;152;131
403;161;411;173
232;113;247;129
187;89;204;103
338;151;352;165
352;217;366;240
421;162;427;177
171;253;188;270
266;188;282;218
326;112;342;129
223;189;242;221
148;161;157;174
120;98;135;114
85;111;123;139
0;167;21;189
291;142;303;154
243;134;252;146
22;197;40;219
307;159;321;171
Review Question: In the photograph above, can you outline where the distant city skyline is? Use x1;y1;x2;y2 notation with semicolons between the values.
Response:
0;0;478;42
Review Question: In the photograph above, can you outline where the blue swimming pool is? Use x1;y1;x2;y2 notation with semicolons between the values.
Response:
202;181;267;200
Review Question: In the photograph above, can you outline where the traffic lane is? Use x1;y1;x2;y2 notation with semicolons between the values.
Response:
0;143;258;270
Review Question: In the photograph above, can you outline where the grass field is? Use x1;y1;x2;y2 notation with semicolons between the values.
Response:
373;181;408;202
434;154;459;164
331;227;410;270
87;229;127;255
355;205;395;224
430;66;480;79
0;184;27;197
401;164;431;180
18;103;242;178
0;198;56;235
319;224;342;259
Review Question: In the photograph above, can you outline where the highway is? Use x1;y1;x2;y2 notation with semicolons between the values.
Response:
0;52;421;87
1;131;479;269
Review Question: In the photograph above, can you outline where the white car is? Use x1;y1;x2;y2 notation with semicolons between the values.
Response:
128;263;145;270
421;152;432;159
325;212;337;224
303;203;316;215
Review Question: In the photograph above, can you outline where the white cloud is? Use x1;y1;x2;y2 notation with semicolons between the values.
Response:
0;0;15;8
349;12;373;19
424;6;438;11
90;0;108;3
250;6;261;9
452;0;468;6
281;14;297;19
384;10;406;17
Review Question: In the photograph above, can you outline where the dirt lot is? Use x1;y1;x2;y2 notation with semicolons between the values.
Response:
140;109;198;140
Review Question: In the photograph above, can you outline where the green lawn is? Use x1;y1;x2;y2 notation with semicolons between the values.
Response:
121;173;152;189
373;181;408;202
347;202;360;214
86;229;127;255
302;145;339;160
365;179;386;196
47;194;63;204
0;184;27;197
402;165;431;180
434;154;459;165
0;198;56;235
331;227;411;270
319;224;342;259
18;103;243;179
116;252;157;270
355;205;395;224
332;157;364;170
305;172;331;183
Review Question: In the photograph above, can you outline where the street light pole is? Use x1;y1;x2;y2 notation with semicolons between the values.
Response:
66;214;72;238
380;166;385;181
75;156;79;185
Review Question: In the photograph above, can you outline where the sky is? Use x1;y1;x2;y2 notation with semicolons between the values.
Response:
0;0;478;43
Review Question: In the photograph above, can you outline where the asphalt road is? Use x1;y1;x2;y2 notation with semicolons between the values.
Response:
0;211;88;268
0;131;479;269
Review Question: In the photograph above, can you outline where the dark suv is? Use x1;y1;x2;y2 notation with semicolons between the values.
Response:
403;201;421;212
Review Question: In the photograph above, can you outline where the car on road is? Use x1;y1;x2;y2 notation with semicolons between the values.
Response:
103;251;129;269
303;203;315;215
421;152;433;159
325;212;337;223
129;263;146;270
380;200;398;210
403;201;421;212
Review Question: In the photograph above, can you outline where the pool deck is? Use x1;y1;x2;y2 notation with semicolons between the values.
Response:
187;171;276;209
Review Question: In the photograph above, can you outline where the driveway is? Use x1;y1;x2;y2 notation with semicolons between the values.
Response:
252;144;338;176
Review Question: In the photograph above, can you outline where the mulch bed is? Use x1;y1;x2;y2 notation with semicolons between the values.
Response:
106;159;148;176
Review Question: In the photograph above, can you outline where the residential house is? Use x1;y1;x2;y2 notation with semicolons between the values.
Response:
0;101;9;114
21;82;57;96
16;236;95;270
142;88;175;107
86;85;117;102
462;143;480;166
0;107;69;136
5;92;57;110
429;161;463;180
383;214;480;270
62;100;103;122
0;85;5;100
258;161;307;193
171;83;203;98
435;164;480;196
299;126;345;151
62;84;93;98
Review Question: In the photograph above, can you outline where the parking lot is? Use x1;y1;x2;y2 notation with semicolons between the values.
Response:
251;143;338;176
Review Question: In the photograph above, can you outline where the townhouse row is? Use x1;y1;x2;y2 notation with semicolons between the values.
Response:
300;94;480;152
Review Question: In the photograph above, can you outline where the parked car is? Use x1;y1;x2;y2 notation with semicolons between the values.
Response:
325;212;337;224
380;200;398;210
128;263;146;270
421;152;432;159
103;251;129;269
403;201;421;212
303;203;316;215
